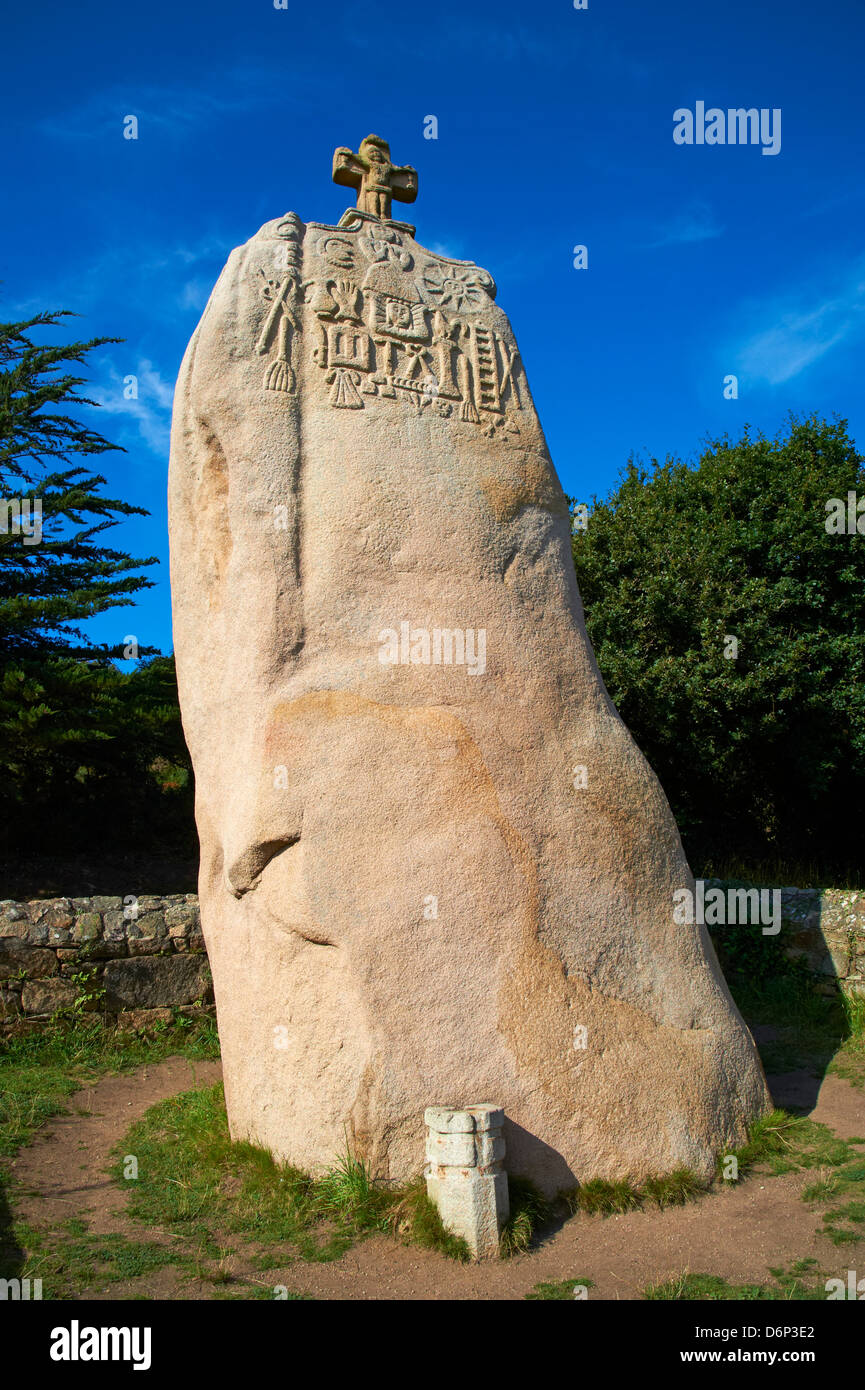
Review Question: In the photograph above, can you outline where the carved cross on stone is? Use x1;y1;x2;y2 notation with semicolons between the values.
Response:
332;134;418;221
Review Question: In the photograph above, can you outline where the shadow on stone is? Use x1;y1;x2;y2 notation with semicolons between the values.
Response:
503;1118;577;1198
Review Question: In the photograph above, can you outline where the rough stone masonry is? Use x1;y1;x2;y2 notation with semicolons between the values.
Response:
167;134;772;1195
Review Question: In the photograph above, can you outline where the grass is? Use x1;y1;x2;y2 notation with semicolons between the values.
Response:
3;884;863;1297
5;1079;471;1298
644;1265;829;1301
739;980;865;1086
499;1177;550;1256
13;1218;193;1299
112;1082;471;1276
389;1182;471;1261
830;994;865;1089
719;1108;804;1179
525;1276;595;1300
704;880;865;1087
722;1108;865;1247
0;1012;220;1172
561;1167;708;1219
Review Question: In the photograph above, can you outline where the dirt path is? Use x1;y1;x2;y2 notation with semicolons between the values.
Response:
9;1058;223;1239
8;1060;864;1300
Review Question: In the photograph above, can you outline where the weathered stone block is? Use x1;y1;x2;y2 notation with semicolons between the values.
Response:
169;145;777;1190
165;904;199;933
103;955;212;1010
425;1104;509;1259
78;940;127;961
72;913;102;943
21;978;79;1015
0;918;28;940
127;938;169;957
89;896;123;912
818;946;851;977
103;911;129;942
0;988;21;1020
426;1130;476;1166
44;901;74;930
128;911;167;940
0;940;59;981
424;1106;477;1134
136;896;165;913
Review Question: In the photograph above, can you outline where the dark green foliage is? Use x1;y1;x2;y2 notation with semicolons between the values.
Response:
0;311;194;856
571;415;865;878
0;652;195;855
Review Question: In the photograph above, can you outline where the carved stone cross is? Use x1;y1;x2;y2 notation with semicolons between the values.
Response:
332;134;418;221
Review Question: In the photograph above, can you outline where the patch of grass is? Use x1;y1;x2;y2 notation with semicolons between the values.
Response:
499;1176;550;1256
525;1276;594;1300
562;1167;708;1218
115;1084;347;1262
389;1181;470;1261
705;893;865;1085
830;994;865;1089
113;1083;472;1281
814;1161;865;1246
13;1219;190;1299
720;1109;804;1178
729;1116;865;1247
801;1170;839;1204
564;1177;642;1217
645;1261;828;1302
643;1168;707;1208
316;1144;393;1234
0;1013;219;1169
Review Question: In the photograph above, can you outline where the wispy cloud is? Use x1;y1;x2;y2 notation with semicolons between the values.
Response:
731;262;865;386
647;200;723;248
33;67;287;143
341;8;650;80
92;358;174;456
7;232;232;323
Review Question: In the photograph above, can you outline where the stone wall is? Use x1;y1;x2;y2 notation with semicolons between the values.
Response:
0;895;212;1032
705;882;865;996
1;884;862;1032
778;887;865;995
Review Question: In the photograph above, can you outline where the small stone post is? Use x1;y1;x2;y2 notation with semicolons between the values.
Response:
424;1104;509;1259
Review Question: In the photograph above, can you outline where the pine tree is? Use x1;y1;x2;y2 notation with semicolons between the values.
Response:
0;310;156;657
0;311;193;857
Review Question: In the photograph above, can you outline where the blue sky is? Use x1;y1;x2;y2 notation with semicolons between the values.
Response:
4;0;864;655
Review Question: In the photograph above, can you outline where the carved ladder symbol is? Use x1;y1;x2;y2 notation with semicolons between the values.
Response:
472;327;500;412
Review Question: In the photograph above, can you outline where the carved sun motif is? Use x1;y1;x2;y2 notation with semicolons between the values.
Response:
422;263;491;311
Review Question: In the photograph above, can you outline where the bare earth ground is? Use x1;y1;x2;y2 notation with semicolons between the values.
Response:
8;1056;865;1300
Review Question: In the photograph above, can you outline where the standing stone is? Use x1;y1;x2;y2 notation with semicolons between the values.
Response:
168;134;770;1195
